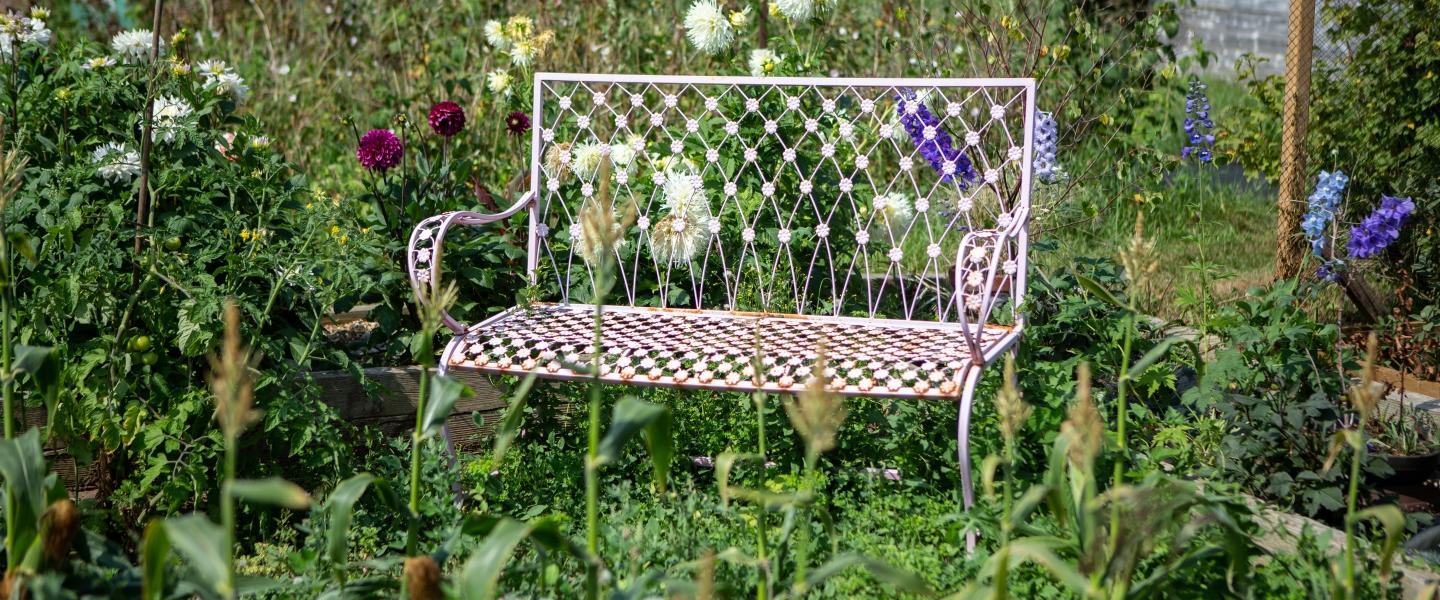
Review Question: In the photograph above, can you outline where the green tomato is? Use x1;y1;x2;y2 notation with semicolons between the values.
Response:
140;352;159;366
164;236;182;251
130;335;152;352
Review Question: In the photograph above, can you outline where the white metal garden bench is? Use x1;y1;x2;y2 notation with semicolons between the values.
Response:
408;73;1036;530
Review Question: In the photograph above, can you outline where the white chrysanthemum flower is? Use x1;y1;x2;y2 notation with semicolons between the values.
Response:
775;0;815;21
487;70;513;96
92;142;141;183
17;15;49;45
873;192;913;224
571;143;606;180
197;59;229;77
747;49;782;77
151;95;194;143
111;29;163;63
483;20;509;49
652;176;712;264
729;6;751;28
608;137;641;173
82;55;116;70
213;72;249;102
509;38;537;67
684;0;734;56
192;59;248;102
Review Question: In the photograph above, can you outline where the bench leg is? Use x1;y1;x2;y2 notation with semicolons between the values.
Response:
956;364;984;554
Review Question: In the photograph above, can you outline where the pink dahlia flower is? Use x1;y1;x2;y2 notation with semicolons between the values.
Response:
357;129;403;171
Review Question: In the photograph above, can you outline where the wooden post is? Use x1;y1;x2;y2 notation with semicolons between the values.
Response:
1274;0;1315;281
756;0;768;49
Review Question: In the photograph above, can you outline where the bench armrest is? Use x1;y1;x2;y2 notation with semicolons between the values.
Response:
408;191;535;334
954;205;1029;362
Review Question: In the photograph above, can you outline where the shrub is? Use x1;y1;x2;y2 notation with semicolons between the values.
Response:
3;23;381;527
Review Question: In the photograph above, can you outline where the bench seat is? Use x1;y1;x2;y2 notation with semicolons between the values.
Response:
451;303;1016;398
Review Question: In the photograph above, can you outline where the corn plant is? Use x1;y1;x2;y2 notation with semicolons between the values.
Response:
1323;333;1406;600
950;360;1255;600
407;279;470;558
711;352;935;599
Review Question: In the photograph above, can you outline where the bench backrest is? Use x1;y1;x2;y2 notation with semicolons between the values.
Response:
526;74;1035;325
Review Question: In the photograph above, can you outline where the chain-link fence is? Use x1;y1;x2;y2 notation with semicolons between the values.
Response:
1172;0;1393;78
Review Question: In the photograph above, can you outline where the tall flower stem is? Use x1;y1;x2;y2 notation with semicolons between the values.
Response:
1106;290;1137;559
584;300;603;600
406;363;428;556
220;428;238;597
753;389;769;600
1342;426;1362;597
133;0;165;259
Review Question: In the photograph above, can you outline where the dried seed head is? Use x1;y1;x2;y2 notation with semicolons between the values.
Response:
787;346;847;456
1118;212;1158;288
40;498;79;566
0;135;27;214
403;555;442;600
209;301;261;441
996;355;1031;443
1349;332;1382;421
1061;362;1103;469
417;280;460;335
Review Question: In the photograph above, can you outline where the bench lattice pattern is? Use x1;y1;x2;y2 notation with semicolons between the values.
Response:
409;74;1037;545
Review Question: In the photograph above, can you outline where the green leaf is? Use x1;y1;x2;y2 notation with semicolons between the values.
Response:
11;346;60;433
228;478;311;510
598;397;673;491
1126;337;1182;380
492;374;538;469
325;474;374;576
457;518;533;600
165;514;229;597
0;429;48;570
1354;504;1406;584
1003;538;1093;597
716;451;764;507
141;519;170;600
801;553;935;596
421;375;471;440
1074;273;1127;310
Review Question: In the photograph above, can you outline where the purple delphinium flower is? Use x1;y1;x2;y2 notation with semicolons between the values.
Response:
427;101;466;137
1033;110;1064;184
506;110;531;136
1181;79;1215;163
1348;194;1415;258
895;90;977;185
357;129;404;171
1301;170;1348;257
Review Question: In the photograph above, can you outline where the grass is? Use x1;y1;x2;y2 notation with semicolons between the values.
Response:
1041;169;1277;320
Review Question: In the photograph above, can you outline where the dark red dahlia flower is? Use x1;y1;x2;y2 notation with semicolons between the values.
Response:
428;101;466;137
506;111;531;136
357;129;403;171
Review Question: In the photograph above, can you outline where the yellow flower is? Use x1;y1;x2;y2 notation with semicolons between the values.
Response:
339;234;348;245
329;225;341;237
240;229;252;241
1132;193;1145;205
1098;113;1113;127
305;202;313;210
